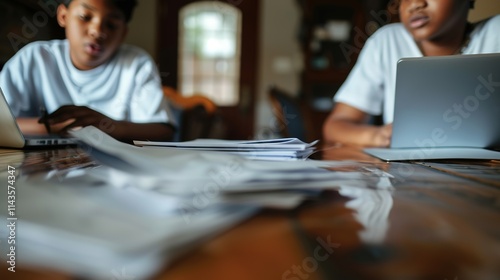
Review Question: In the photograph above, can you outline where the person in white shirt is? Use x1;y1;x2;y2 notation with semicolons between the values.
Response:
0;0;176;142
323;0;500;147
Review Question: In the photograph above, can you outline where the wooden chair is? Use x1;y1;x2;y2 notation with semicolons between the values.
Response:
162;86;222;141
268;85;314;142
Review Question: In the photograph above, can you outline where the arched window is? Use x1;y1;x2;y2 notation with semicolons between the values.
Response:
178;2;242;106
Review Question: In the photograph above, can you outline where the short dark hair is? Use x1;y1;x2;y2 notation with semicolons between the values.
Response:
62;0;138;23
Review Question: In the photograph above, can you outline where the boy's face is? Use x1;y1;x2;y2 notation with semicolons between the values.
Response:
57;0;128;70
399;0;470;43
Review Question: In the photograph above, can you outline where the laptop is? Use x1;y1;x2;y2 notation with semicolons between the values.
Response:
0;87;77;148
364;53;500;161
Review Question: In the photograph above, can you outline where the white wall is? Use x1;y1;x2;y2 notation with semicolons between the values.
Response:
254;0;302;139
125;0;157;59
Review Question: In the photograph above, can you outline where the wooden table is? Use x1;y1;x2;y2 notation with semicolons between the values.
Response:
1;145;499;280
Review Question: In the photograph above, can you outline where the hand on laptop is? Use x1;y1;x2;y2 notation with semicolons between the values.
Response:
37;105;175;142
16;118;73;136
371;124;392;148
323;103;393;147
38;105;113;136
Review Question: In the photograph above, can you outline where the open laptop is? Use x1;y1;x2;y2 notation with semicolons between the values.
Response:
364;53;500;161
0;87;77;148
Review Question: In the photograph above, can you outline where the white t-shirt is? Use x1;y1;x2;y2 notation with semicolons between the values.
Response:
334;15;500;124
0;39;174;125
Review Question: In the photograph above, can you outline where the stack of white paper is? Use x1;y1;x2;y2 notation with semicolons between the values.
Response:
69;127;393;196
134;138;319;160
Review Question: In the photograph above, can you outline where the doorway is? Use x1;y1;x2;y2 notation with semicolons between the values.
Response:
157;0;260;140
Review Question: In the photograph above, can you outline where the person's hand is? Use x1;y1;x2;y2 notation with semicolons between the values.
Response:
38;105;117;136
371;124;392;147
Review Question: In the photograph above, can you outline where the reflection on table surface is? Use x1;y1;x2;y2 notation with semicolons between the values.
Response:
1;147;97;177
0;144;499;280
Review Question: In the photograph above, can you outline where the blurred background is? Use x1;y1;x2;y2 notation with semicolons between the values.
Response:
2;0;500;141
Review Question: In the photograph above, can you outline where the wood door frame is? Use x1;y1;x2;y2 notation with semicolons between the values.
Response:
156;0;260;140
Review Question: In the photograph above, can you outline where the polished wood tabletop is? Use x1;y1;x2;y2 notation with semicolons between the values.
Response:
1;144;499;280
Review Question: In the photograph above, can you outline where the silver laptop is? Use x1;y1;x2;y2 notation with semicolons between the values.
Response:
0;87;77;148
364;53;500;161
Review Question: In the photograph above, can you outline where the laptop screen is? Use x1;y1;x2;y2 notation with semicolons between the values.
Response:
391;53;500;150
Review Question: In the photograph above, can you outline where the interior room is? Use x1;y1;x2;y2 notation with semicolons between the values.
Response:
1;1;500;279
128;0;500;141
2;0;499;141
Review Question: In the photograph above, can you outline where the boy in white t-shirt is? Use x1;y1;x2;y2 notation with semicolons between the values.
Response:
0;0;175;142
322;0;500;147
